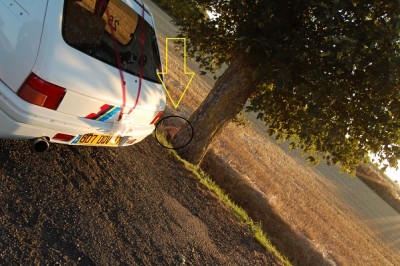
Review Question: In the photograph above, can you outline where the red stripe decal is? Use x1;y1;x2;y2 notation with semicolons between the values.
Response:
85;104;111;119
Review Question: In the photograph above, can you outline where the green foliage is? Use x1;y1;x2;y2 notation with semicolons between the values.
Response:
163;0;400;171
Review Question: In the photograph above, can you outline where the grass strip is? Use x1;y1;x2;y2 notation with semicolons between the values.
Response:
166;146;291;266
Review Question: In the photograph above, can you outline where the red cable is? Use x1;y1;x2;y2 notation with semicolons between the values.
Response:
128;3;145;115
103;8;126;120
100;0;145;121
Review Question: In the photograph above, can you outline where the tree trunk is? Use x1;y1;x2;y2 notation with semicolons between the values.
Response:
172;55;257;165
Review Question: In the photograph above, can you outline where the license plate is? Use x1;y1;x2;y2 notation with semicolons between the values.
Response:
72;133;123;146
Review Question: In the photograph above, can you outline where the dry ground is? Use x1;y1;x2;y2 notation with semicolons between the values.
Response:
165;57;400;263
0;137;279;265
147;1;400;264
2;1;399;264
206;120;400;265
1;2;283;265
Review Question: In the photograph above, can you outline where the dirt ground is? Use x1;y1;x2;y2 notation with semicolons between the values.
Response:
145;1;400;264
205;120;400;265
0;137;279;265
1;2;282;265
2;1;399;265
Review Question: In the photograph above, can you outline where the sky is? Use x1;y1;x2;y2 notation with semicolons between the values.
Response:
385;167;400;184
370;155;399;183
369;155;399;184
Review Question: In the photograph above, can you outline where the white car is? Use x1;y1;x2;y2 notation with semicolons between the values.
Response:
0;0;165;152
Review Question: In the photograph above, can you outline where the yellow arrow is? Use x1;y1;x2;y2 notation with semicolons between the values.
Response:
157;38;195;109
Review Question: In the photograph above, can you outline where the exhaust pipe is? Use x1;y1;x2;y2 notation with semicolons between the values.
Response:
31;137;50;153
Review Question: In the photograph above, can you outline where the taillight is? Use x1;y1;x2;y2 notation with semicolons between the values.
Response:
150;111;163;124
18;73;66;110
53;133;75;142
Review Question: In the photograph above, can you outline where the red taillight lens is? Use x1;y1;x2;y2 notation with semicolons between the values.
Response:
18;73;66;110
150;111;163;125
53;133;75;142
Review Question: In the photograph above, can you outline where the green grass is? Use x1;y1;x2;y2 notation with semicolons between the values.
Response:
164;143;291;266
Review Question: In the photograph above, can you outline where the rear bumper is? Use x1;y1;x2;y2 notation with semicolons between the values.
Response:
0;81;154;146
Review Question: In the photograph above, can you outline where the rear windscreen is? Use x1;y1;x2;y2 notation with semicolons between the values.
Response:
63;0;161;83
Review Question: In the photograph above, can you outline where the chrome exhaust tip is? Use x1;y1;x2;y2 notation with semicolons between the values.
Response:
31;137;50;153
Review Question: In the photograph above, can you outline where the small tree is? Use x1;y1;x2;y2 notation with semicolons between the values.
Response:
163;0;400;171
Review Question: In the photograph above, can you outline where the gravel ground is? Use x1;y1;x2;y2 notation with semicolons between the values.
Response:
0;137;279;265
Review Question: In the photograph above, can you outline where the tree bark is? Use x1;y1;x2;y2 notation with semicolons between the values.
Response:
172;55;257;165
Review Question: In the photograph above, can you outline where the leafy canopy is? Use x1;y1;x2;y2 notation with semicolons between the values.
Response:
159;0;400;171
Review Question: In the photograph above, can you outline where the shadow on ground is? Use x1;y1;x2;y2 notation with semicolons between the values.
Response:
201;150;337;266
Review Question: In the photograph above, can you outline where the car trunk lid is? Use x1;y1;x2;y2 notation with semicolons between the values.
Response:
33;0;165;126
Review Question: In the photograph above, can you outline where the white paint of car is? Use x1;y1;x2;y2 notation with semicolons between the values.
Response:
0;0;166;147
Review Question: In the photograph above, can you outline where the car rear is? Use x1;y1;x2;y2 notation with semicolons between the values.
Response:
0;0;166;148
